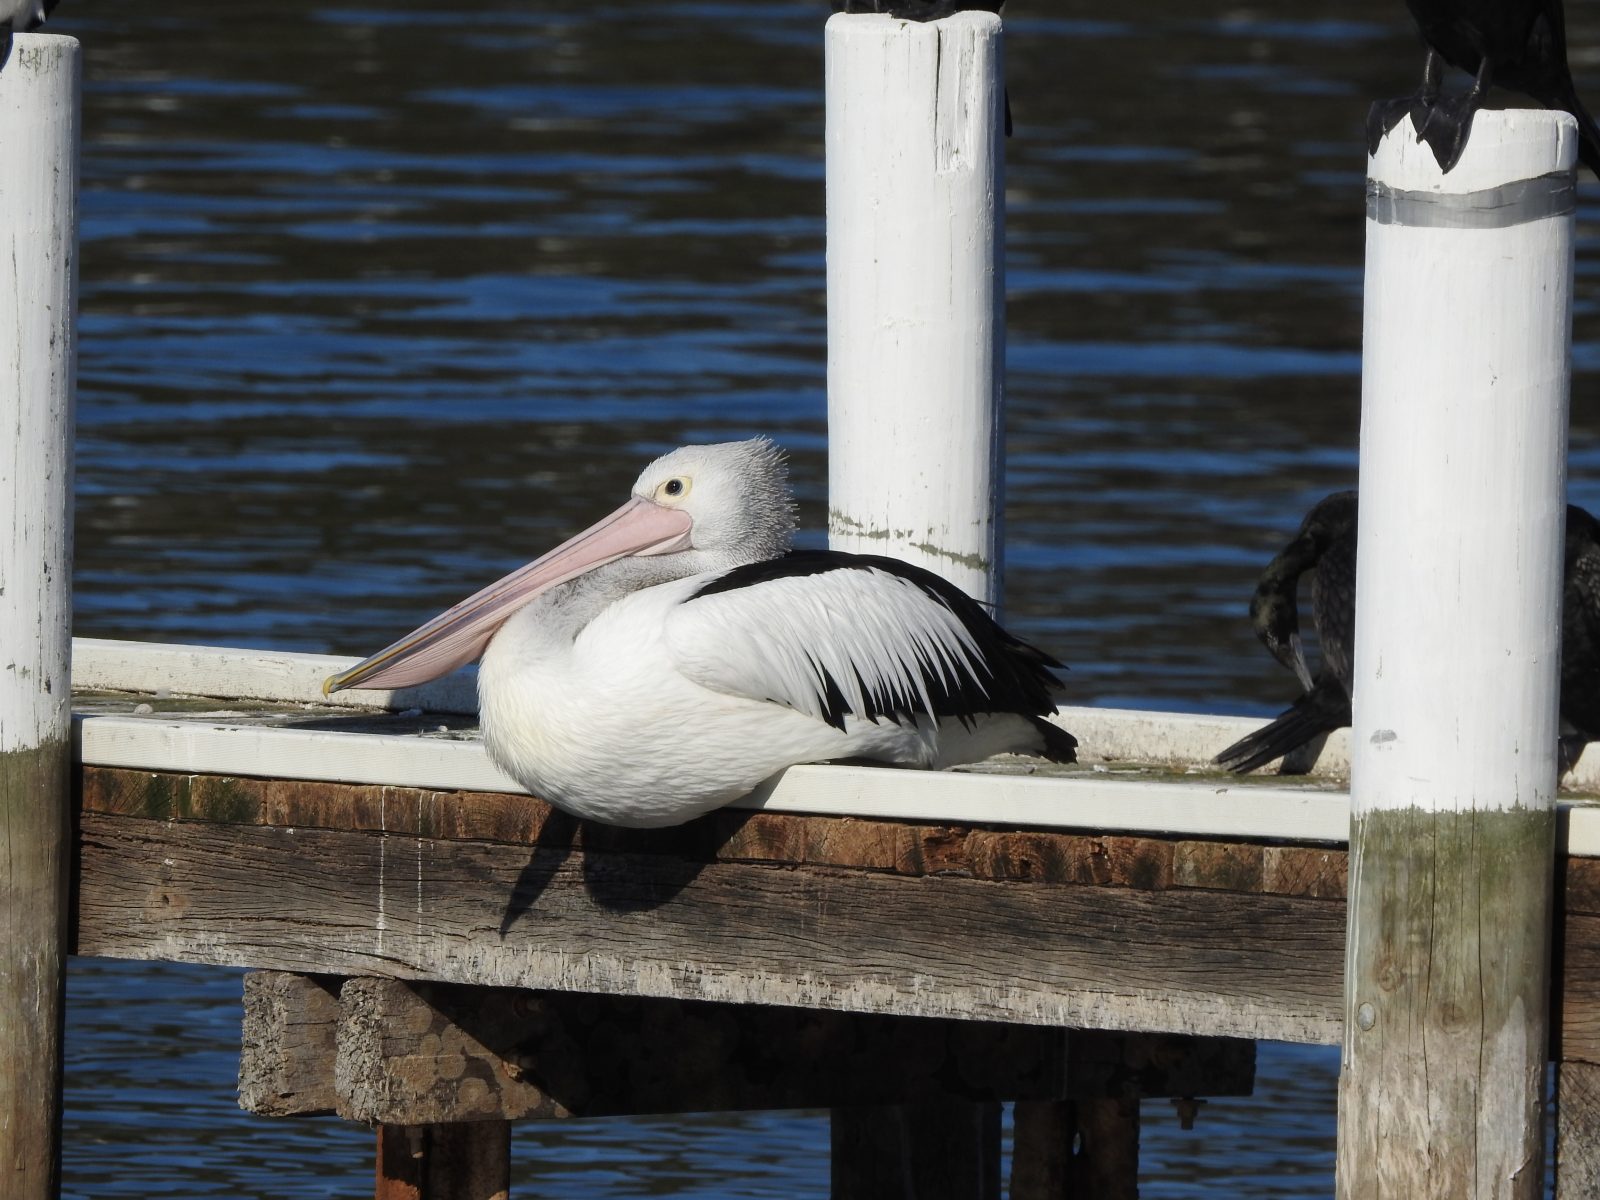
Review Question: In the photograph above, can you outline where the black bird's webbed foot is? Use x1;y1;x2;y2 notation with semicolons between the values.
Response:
1367;47;1444;156
1413;54;1494;173
1410;89;1481;173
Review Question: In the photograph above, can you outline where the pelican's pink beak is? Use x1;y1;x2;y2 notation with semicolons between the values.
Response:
323;496;694;695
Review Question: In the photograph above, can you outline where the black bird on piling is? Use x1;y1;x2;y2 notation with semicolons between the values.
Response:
1;0;60;74
1370;0;1600;174
1215;495;1600;776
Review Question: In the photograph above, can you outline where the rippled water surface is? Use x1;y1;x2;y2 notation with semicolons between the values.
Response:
51;0;1600;1192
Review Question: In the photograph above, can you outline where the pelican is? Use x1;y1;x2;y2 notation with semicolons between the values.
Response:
326;439;1077;826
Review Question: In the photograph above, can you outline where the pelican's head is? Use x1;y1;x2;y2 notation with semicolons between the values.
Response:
323;438;796;695
630;438;795;570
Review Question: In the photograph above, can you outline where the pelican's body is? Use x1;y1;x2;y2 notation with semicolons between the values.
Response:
329;440;1075;826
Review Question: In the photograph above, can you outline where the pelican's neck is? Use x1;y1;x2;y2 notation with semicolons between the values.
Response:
494;553;694;652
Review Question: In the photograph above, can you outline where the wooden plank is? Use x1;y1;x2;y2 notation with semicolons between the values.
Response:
831;1100;1001;1200
1556;1061;1600;1198
246;975;1250;1122
1066;1030;1255;1100
376;1124;508;1200
77;766;1328;897
73;714;1363;843
65;638;1323;772
239;971;341;1116
74;812;1346;1044
74;638;480;716
334;979;1069;1124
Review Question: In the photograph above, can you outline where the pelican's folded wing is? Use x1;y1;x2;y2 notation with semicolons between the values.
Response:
663;551;1062;730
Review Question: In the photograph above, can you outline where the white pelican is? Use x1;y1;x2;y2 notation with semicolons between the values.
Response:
325;439;1077;826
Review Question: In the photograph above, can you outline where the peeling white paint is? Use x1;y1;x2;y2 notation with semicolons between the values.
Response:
824;12;1004;606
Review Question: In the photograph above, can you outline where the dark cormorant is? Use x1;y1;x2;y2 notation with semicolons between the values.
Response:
1215;494;1600;775
1;1;59;74
1214;493;1356;776
1370;0;1600;174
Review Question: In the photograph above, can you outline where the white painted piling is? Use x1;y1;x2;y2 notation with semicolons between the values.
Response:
0;33;79;1200
824;11;1006;606
1338;110;1575;1198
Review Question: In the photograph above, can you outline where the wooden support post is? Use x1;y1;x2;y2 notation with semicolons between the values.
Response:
375;1123;509;1200
1339;110;1576;1197
0;32;78;1200
1011;1101;1076;1199
831;1099;1000;1200
824;10;1006;605
1555;1061;1600;1198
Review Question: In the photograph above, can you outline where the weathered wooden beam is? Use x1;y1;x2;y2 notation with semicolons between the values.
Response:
239;972;341;1116
1;33;80;1200
375;1123;509;1200
243;974;1254;1124
334;978;1068;1124
831;1100;1001;1200
1556;1061;1600;1198
76;811;1345;1044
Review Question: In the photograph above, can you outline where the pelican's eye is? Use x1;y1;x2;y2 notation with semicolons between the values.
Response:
657;477;690;503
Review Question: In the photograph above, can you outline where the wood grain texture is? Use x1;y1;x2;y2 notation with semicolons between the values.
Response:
1;742;71;1200
74;812;1346;1043
80;767;1340;892
1337;809;1556;1199
1555;1061;1600;1198
238;971;341;1116
376;1124;508;1200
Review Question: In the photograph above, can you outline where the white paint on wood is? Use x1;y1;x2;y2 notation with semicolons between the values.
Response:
65;638;1600;847
1352;108;1575;817
65;637;1331;767
68;708;1600;853
824;11;1005;605
1338;109;1575;1200
72;637;479;714
1;35;76;755
71;635;1600;789
0;35;77;1200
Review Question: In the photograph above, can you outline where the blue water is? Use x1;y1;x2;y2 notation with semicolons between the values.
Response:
51;0;1600;1192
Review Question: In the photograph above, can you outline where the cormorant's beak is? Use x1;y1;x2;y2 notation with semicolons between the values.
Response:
1282;631;1314;693
323;497;693;695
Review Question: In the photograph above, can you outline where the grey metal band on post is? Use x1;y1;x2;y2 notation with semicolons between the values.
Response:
1366;170;1576;229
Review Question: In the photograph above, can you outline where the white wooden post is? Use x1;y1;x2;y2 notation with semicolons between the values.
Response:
0;33;78;1200
824;10;1005;607
1338;109;1575;1198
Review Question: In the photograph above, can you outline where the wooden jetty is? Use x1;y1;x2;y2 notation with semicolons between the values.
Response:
61;639;1600;1197
5;6;1594;1196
